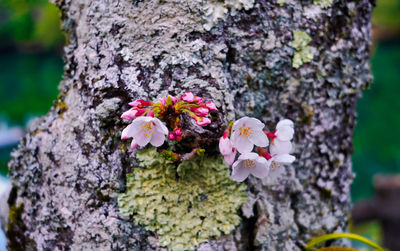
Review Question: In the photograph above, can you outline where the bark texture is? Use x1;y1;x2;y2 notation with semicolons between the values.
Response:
5;0;374;250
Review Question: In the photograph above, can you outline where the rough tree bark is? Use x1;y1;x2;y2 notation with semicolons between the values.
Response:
4;0;374;250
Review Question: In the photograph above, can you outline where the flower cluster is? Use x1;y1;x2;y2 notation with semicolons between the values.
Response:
219;117;295;182
121;92;217;151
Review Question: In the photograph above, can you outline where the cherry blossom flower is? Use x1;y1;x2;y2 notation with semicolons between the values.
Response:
128;99;153;107
159;95;177;105
231;152;269;182
194;96;203;104
231;117;269;153
268;152;295;178
181;92;195;103
121;117;168;147
267;119;294;142
196;117;211;126
121;108;146;120
219;135;236;165
268;134;295;178
205;101;217;111
194;107;209;116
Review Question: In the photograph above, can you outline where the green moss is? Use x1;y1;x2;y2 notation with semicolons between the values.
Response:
118;148;248;250
313;0;333;8
292;30;314;69
277;0;286;6
8;204;24;228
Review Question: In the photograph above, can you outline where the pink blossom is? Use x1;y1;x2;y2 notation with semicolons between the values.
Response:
195;107;209;116
196;117;211;126
128;99;152;107
194;96;203;104
231;152;269;182
121;108;145;120
205;101;217;111
168;133;175;140
159;95;178;105
231;117;269;153
173;128;183;136
219;137;236;165
121;117;169;147
181;92;195;103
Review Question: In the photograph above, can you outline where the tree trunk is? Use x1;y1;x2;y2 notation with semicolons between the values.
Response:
5;0;374;250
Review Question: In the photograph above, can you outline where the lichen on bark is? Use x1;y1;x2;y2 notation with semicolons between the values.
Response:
118;148;247;250
5;0;374;250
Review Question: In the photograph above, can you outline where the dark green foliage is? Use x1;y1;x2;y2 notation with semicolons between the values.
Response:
352;40;400;201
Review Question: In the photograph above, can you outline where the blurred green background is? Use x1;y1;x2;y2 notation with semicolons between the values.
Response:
0;0;399;247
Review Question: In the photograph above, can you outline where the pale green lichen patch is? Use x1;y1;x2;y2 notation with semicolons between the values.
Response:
118;148;248;250
313;0;333;8
292;30;314;69
277;0;286;6
203;0;255;31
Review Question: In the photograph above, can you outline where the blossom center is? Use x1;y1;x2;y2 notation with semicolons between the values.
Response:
244;159;256;169
239;126;253;139
140;122;154;138
270;161;281;172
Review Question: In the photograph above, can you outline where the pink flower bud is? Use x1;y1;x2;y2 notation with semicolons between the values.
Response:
194;96;203;104
173;128;183;136
168;133;175;140
195;107;209;116
265;131;276;140
129;99;152;107
131;141;138;150
196;117;211;126
181;92;195;103
205;101;217;111
159;97;167;105
121;109;138;120
169;95;178;103
175;135;182;141
219;137;233;156
223;149;236;165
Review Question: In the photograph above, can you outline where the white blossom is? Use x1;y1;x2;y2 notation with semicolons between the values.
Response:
231;152;269;182
230;117;269;153
121;117;168;147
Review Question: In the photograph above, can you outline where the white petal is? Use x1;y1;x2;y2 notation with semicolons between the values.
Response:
232;118;246;131
150;129;166;147
268;161;285;179
130;139;138;150
153;117;169;135
134;128;153;146
235;136;254;153
249;130;269;147
231;161;250;182
276;119;294;129
129;116;152;134
121;124;135;139
230;130;240;148
238;152;259;161
224;150;236;165
245;117;265;130
274;154;295;164
275;126;294;141
250;157;269;179
219;137;233;156
270;139;292;155
233;117;264;131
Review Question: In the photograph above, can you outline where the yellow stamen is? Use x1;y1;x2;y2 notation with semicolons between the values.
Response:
270;161;281;172
239;125;253;139
244;159;256;169
139;122;154;138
